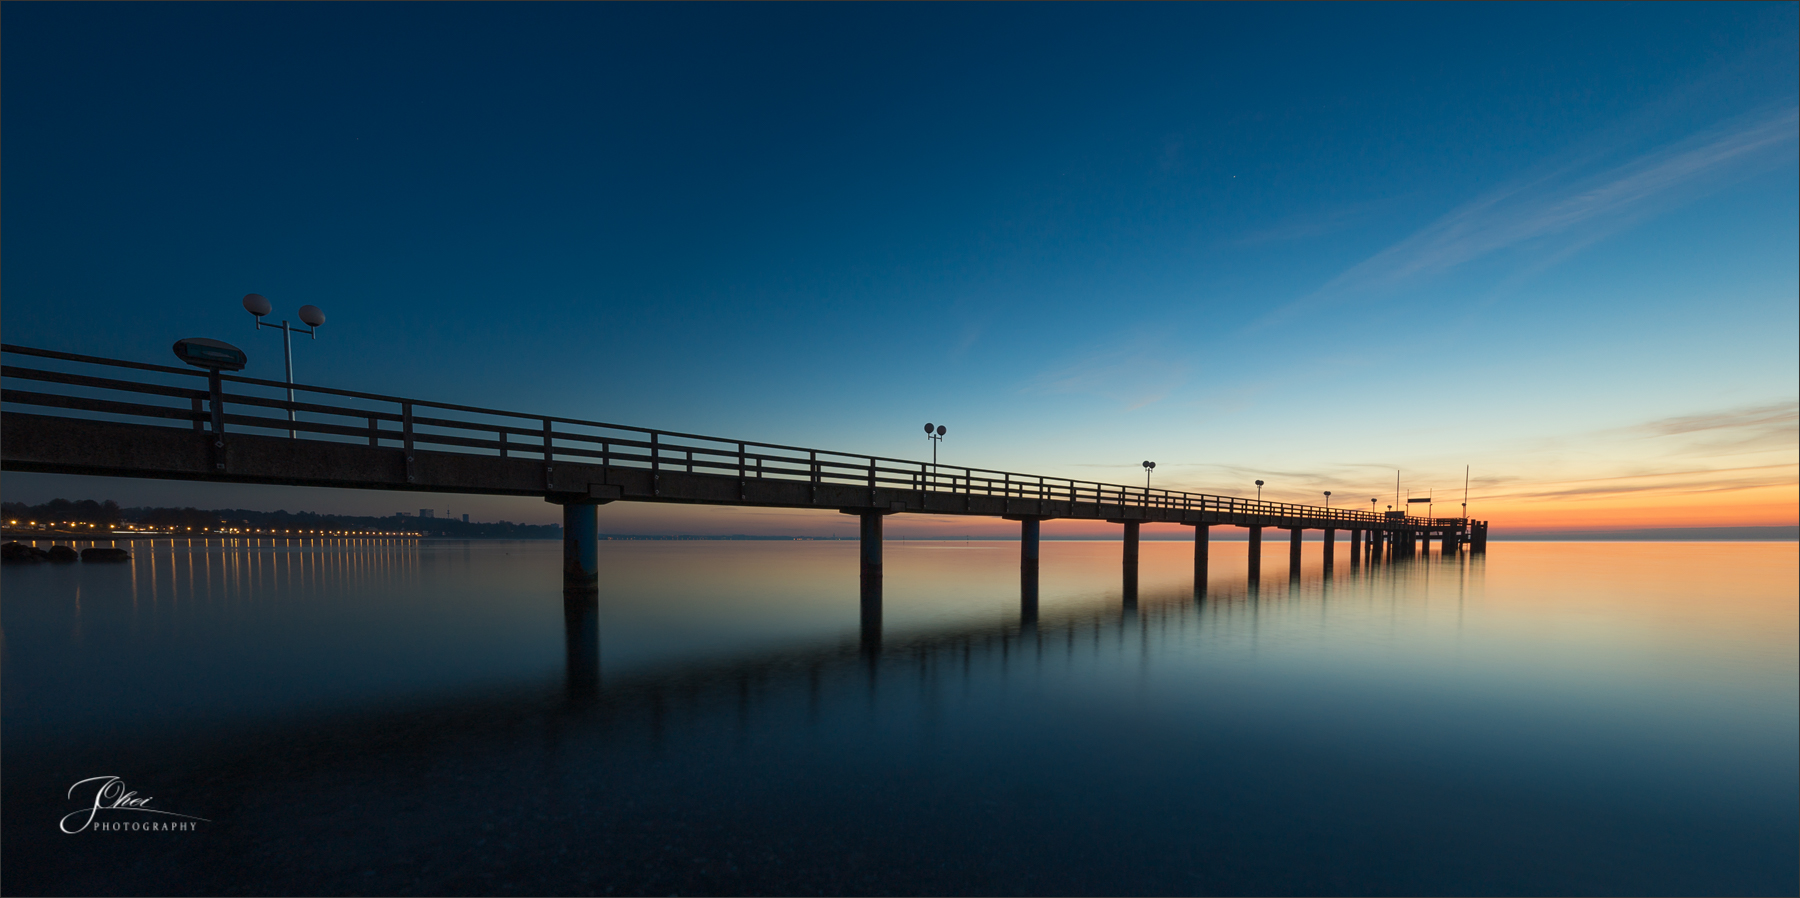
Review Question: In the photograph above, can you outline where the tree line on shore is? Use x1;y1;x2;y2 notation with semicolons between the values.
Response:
2;498;560;539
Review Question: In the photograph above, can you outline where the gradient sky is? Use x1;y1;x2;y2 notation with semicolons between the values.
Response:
3;3;1795;536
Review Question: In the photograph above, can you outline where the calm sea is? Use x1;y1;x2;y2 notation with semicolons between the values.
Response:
2;538;1795;896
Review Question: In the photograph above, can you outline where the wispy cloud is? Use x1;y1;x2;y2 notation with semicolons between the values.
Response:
1252;106;1798;327
1629;401;1798;438
1481;462;1797;501
1341;107;1796;291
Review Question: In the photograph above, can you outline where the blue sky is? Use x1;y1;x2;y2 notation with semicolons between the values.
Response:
3;3;1795;534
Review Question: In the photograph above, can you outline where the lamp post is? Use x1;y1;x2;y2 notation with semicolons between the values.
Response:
923;423;946;465
1142;460;1156;490
243;294;326;438
1323;490;1331;511
1255;480;1264;502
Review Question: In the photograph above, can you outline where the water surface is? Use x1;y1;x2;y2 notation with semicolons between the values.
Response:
3;538;1795;895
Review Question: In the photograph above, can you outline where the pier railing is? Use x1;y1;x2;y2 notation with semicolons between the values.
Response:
2;344;1463;528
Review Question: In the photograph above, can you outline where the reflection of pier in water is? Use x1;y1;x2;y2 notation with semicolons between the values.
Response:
10;535;1482;734
2;536;1487;878
561;546;1487;724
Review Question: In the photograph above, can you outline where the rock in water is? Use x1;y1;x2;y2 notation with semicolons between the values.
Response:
46;545;79;563
80;547;132;563
2;541;50;563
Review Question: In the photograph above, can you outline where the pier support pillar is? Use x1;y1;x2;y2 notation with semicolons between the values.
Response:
561;500;601;594
1471;521;1488;554
1020;518;1041;621
859;510;883;585
1349;528;1361;566
1248;526;1263;581
1106;518;1143;602
1191;523;1210;590
1421;530;1432;557
1323;528;1335;572
1289;527;1303;579
1371;530;1385;563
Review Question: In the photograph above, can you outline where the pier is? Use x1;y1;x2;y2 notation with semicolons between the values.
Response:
1;343;1488;594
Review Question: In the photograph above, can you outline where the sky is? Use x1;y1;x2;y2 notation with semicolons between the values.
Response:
2;3;1795;537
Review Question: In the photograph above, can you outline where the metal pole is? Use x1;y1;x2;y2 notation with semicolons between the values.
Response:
282;321;296;438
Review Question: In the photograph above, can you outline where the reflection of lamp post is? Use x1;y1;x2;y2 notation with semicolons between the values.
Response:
244;294;326;438
1143;460;1156;490
1255;480;1264;502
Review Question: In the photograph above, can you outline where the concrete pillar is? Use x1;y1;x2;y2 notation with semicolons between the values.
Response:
1122;520;1140;604
860;510;883;584
1471;521;1488;554
1020;518;1040;622
1371;530;1384;563
1192;524;1210;590
1021;518;1041;569
1421;530;1432;557
562;501;600;594
1248;526;1262;581
1349;528;1361;565
1323;528;1336;572
1288;527;1303;579
858;510;883;654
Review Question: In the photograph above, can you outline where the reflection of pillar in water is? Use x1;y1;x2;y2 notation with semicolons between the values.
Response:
563;590;599;700
859;574;882;657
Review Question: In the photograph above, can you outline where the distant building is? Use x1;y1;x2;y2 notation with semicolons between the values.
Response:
420;509;435;519
462;514;469;523
398;512;411;517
